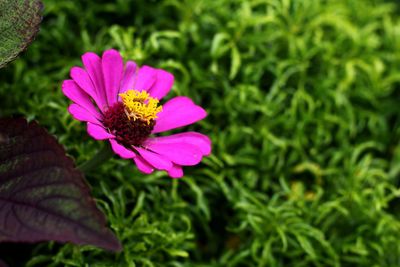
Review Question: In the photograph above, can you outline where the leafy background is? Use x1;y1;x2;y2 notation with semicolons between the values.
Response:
1;0;400;266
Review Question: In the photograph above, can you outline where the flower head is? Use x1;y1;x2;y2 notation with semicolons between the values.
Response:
62;49;211;178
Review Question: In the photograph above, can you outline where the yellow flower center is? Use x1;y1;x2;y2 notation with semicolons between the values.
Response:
119;90;162;124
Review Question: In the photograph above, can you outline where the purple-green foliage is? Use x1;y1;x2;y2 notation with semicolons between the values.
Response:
0;118;121;263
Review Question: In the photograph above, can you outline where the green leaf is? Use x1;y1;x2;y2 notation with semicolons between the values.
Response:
295;234;317;259
0;0;43;68
229;45;241;80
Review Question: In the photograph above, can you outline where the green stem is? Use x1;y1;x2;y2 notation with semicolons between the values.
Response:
78;143;114;173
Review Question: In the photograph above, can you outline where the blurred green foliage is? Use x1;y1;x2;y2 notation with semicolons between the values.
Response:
1;0;400;266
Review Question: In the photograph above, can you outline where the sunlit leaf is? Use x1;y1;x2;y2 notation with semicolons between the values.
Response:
229;45;241;80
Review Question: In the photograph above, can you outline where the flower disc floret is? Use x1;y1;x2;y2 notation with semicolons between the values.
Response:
103;102;155;147
119;90;162;124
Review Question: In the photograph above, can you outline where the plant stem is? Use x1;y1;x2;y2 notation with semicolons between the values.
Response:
78;144;114;173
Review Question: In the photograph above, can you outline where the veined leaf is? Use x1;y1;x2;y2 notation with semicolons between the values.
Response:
0;118;122;252
0;0;43;68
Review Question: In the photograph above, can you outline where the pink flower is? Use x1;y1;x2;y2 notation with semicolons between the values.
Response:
62;49;211;178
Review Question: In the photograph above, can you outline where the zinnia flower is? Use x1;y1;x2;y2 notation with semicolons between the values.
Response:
62;49;211;178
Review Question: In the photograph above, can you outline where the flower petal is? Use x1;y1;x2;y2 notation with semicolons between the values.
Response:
134;146;172;171
119;61;138;94
68;104;101;125
102;49;124;106
146;132;211;156
70;66;105;112
81;52;108;110
152;97;207;134
167;164;184;178
145;141;202;166
133;155;154;174
109;139;136;159
134;66;157;91
87;123;115;140
147;69;174;100
62;80;102;120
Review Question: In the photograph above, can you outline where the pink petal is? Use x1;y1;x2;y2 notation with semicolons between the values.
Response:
62;80;102;120
134;66;157;91
147;69;174;100
81;52;108;110
87;123;115;140
167;164;184;178
146;132;211;156
119;61;138;94
68;104;101;125
102;49;124;106
134;146;172;171
152;97;207;134
145;142;202;166
70;67;106;112
133;155;154;174
109;139;136;159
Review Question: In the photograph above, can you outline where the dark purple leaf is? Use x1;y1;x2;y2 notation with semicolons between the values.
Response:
0;0;43;68
0;118;122;252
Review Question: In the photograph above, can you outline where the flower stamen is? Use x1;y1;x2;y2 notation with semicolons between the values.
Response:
119;90;162;124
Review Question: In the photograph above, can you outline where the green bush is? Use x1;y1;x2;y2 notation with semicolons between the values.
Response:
1;0;400;266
